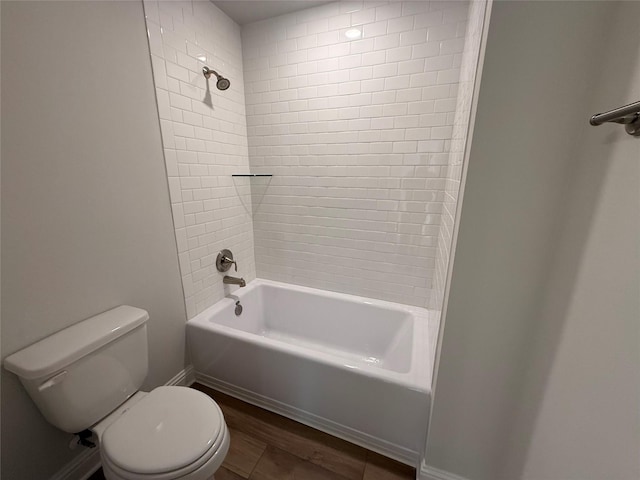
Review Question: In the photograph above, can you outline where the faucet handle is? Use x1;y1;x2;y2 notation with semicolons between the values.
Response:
216;249;238;272
223;256;237;272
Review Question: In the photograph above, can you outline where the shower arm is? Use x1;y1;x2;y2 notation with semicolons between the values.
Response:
202;66;219;79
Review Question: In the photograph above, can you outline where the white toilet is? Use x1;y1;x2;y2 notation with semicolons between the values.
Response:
4;306;230;480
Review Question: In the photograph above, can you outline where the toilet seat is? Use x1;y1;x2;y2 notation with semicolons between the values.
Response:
99;386;228;479
101;426;229;480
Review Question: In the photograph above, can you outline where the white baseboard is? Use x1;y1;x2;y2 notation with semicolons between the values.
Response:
195;372;419;467
166;364;195;387
50;448;101;480
420;462;472;480
50;365;196;480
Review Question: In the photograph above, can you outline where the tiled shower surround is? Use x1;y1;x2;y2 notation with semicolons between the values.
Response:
144;0;471;315
243;1;469;306
143;0;256;317
430;0;486;316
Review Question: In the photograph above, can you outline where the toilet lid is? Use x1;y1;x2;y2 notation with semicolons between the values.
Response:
101;387;223;475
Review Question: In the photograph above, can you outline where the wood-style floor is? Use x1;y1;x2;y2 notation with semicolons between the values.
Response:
89;383;416;480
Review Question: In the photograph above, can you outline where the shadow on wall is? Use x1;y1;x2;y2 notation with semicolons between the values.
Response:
502;3;639;478
1;372;79;478
203;78;214;108
232;176;272;216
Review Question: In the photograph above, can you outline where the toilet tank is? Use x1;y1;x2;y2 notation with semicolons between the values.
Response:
4;306;149;433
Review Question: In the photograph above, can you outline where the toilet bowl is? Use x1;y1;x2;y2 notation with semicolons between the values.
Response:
3;306;231;480
94;387;230;480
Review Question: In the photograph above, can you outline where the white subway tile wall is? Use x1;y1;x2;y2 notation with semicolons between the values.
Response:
143;0;256;318
243;1;469;306
430;0;486;322
143;0;473;314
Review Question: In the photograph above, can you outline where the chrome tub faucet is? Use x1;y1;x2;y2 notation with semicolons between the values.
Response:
223;276;246;287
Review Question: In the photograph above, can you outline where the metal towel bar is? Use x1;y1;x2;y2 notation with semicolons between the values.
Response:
590;100;640;136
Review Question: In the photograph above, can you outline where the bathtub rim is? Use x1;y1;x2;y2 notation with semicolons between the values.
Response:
188;278;434;392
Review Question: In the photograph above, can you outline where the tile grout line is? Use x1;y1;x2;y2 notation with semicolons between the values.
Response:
362;450;370;480
246;444;268;480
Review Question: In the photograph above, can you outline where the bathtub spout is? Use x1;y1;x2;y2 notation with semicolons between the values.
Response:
223;275;246;287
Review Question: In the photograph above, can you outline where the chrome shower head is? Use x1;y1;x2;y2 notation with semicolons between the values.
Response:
202;66;230;91
216;76;230;90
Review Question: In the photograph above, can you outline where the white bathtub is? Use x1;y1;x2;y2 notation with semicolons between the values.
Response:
187;279;435;464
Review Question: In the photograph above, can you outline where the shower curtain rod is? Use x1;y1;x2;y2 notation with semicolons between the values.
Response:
590;100;640;136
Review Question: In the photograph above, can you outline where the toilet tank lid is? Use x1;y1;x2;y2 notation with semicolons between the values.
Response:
4;306;149;380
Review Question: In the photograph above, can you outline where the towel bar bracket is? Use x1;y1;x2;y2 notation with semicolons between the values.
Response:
622;114;640;136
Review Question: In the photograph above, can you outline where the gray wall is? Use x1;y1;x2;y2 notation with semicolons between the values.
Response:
425;2;639;479
1;1;187;478
505;2;640;478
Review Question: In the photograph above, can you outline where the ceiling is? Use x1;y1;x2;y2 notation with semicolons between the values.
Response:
213;1;333;25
